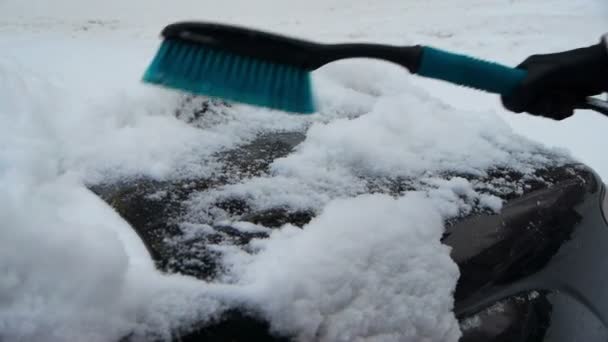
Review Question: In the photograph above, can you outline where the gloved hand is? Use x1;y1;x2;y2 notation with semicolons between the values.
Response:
501;39;608;120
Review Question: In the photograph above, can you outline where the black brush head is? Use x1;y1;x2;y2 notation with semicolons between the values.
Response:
162;22;328;70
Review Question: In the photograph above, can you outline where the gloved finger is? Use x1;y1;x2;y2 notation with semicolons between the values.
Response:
501;72;544;113
501;90;527;113
517;53;560;69
525;92;580;120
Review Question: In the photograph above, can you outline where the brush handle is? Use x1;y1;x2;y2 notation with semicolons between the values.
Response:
417;46;526;95
579;97;608;116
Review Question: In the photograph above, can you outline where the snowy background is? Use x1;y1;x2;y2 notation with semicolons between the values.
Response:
0;0;606;341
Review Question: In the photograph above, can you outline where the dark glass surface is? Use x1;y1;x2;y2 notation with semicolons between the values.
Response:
453;165;608;341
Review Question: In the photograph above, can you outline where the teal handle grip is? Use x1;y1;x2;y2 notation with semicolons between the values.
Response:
417;46;526;96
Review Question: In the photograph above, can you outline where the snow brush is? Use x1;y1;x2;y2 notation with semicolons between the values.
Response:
143;22;608;115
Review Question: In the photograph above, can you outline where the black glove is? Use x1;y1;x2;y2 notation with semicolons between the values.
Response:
501;40;608;120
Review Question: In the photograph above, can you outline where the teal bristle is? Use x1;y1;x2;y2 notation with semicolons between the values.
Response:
143;39;316;114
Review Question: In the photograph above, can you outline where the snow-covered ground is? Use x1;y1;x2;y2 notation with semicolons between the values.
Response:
0;0;606;341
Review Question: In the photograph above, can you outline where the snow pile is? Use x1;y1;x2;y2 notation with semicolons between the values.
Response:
0;177;131;341
0;51;208;182
0;168;228;342
228;193;460;341
277;83;558;179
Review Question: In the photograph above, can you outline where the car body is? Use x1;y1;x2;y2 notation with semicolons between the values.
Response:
93;123;608;342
